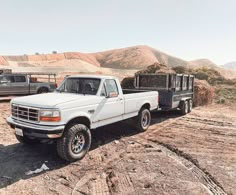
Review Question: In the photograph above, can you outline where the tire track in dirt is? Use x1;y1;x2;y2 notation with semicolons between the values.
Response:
182;116;235;127
71;145;135;195
136;138;227;195
143;111;230;195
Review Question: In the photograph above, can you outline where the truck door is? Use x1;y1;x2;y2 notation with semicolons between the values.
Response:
13;75;29;94
96;79;124;125
0;75;14;95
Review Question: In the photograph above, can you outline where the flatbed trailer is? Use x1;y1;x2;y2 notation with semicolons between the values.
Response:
134;73;194;114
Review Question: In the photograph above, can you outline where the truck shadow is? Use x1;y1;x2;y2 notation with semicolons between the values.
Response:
0;110;182;189
90;110;181;150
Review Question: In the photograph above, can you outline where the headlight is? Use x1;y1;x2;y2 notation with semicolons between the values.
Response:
40;109;61;122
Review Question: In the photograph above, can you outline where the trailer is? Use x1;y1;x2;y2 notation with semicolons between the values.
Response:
134;73;194;114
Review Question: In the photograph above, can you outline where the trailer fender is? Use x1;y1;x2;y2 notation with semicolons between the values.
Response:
180;97;191;102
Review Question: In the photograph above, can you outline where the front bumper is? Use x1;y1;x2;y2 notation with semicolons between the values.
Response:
6;117;65;138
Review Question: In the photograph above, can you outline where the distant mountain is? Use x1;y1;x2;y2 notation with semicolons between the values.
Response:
189;59;217;68
222;61;236;70
0;45;218;70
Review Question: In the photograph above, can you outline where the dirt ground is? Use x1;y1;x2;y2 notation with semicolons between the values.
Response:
0;101;236;195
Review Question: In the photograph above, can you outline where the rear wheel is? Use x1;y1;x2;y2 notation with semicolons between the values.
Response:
188;99;193;113
134;108;151;132
15;134;39;144
56;124;91;162
180;101;189;115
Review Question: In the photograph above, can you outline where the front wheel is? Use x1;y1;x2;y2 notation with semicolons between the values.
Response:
134;108;151;132
56;124;91;162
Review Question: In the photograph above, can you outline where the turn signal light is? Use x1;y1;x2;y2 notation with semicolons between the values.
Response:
40;116;61;122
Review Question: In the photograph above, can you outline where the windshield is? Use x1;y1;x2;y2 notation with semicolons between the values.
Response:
57;78;101;95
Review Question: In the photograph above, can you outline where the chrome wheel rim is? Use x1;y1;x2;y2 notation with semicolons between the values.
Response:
142;111;150;128
72;133;85;154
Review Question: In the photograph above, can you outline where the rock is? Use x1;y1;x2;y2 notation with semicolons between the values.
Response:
128;140;135;144
144;159;150;163
114;140;120;144
144;183;152;189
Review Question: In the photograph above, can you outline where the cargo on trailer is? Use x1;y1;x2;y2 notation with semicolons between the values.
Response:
134;73;194;114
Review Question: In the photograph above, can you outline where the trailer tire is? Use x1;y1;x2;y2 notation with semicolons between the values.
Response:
15;134;39;144
56;123;91;162
134;108;151;132
180;101;189;115
37;87;49;94
188;99;193;113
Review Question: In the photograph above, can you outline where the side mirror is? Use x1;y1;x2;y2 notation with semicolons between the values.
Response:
107;92;118;98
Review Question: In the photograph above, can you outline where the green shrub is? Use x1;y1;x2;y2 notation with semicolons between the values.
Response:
172;66;187;74
195;71;209;80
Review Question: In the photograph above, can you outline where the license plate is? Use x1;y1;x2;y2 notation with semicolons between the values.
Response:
15;128;23;136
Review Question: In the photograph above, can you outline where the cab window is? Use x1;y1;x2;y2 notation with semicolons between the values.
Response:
14;76;26;83
0;76;14;83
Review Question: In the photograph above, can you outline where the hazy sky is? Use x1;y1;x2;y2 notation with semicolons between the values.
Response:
0;0;235;64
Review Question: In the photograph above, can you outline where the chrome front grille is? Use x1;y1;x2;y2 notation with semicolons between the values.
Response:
11;104;39;122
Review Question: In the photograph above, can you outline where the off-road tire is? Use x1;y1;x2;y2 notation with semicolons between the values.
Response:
56;124;91;162
15;134;39;144
134;108;151;132
37;87;49;94
180;100;189;115
188;99;193;113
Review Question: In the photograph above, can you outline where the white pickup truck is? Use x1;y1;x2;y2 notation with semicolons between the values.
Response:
7;75;158;161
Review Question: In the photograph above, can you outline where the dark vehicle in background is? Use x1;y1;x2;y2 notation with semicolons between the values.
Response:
134;73;194;114
0;69;57;96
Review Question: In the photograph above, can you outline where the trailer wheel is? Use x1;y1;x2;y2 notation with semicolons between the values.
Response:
56;123;91;162
37;87;48;94
180;101;189;115
135;108;151;132
15;134;39;144
188;99;193;113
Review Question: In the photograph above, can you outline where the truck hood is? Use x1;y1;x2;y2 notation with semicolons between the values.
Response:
11;92;100;108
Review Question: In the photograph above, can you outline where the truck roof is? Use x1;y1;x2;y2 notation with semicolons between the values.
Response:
67;75;118;80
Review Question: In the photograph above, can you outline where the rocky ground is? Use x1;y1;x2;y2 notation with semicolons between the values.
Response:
0;101;236;195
